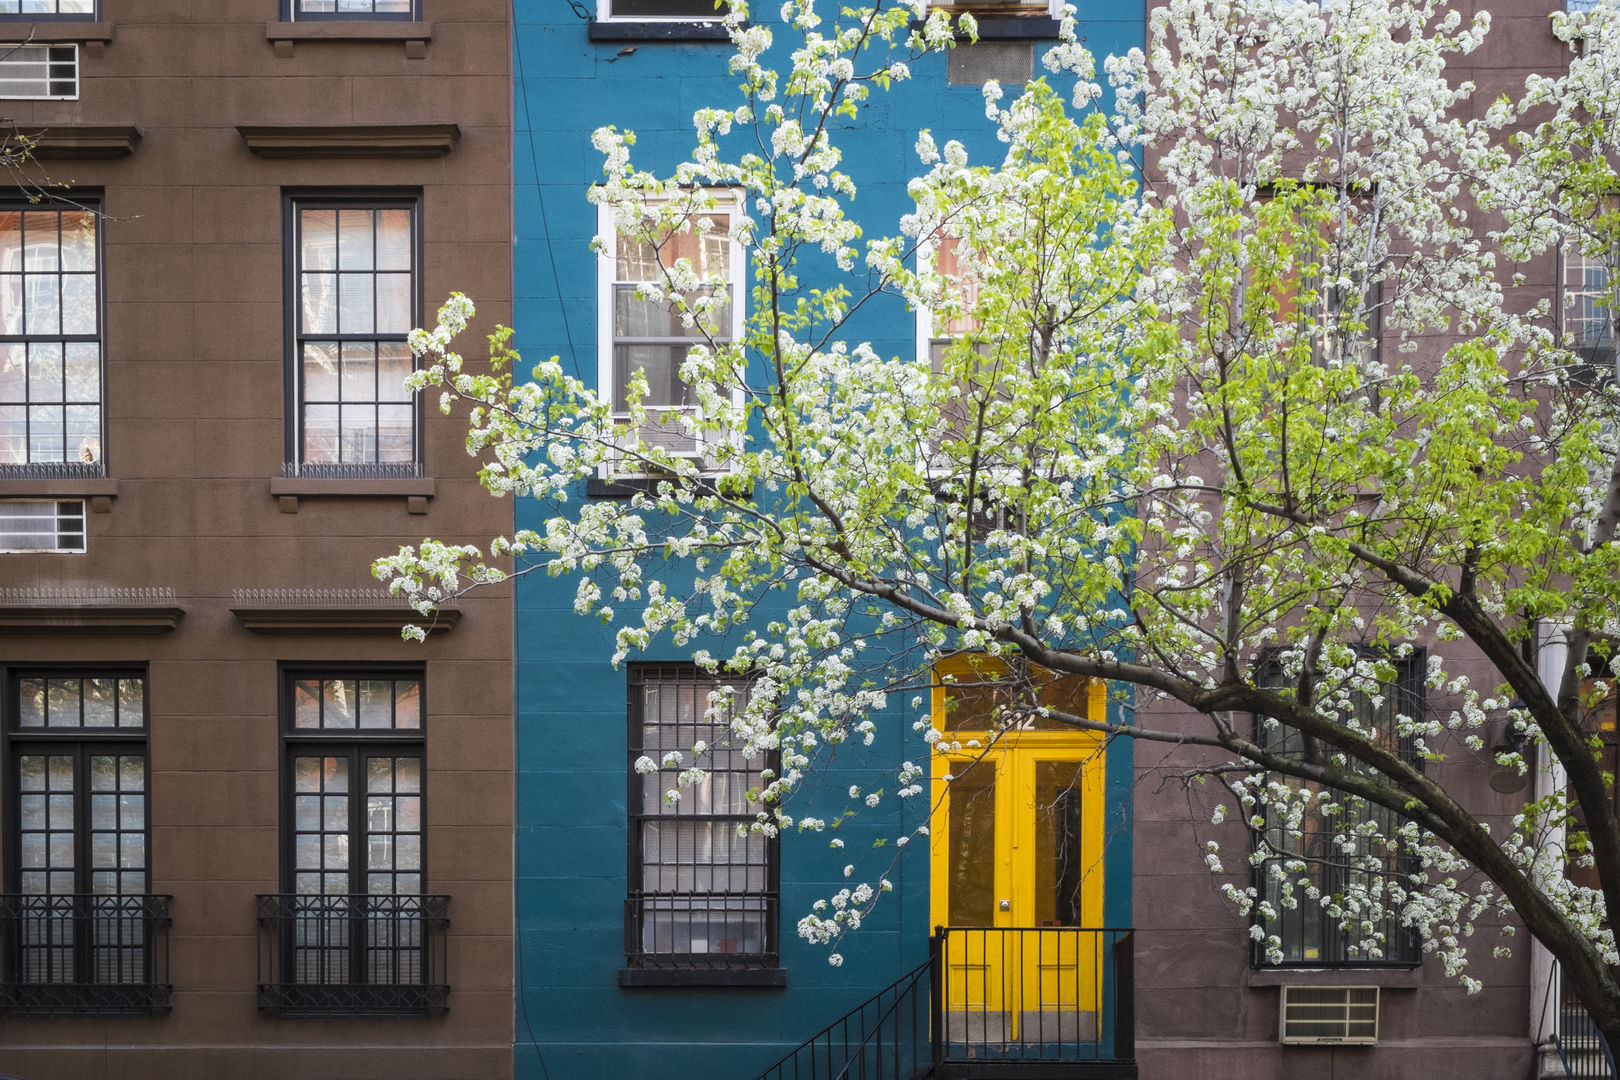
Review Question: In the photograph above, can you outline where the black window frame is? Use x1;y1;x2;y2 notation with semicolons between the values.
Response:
0;1;98;21
0;664;170;1015
621;663;784;987
282;0;420;21
0;193;106;479
1249;648;1425;969
264;663;444;1015
282;190;424;480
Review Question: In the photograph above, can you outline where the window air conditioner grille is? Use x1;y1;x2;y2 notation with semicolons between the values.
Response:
1280;985;1379;1045
0;44;78;100
0;499;87;553
947;42;1035;87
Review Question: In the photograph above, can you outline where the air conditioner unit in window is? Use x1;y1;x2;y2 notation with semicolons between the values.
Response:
613;408;721;475
0;499;87;553
1280;985;1379;1045
0;44;78;101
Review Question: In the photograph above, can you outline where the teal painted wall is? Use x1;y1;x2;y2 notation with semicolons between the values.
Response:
511;4;1142;1076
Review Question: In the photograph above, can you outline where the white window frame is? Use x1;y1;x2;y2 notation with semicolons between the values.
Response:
0;498;86;553
595;0;728;23
595;193;746;477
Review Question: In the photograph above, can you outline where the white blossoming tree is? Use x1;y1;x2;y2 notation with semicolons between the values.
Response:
375;0;1620;1047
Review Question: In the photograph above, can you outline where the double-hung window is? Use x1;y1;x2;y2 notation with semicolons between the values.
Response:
597;194;743;473
260;668;447;1015
284;0;418;19
1560;228;1617;374
1251;651;1423;967
623;665;779;981
286;195;421;479
3;668;171;1014
0;201;102;476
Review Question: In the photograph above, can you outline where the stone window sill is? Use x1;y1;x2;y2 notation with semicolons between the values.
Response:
0;477;118;513
265;20;432;58
269;477;436;515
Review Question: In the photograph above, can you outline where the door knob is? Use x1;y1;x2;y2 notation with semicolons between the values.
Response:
999;899;1010;911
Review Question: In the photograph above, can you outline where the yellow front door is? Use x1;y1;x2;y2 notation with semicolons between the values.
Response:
929;658;1107;1046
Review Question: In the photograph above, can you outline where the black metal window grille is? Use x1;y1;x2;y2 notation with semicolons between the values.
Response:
0;203;102;475
287;0;418;19
626;665;777;969
264;667;442;1014
2;669;168;1014
0;0;96;18
1252;650;1424;967
287;198;420;477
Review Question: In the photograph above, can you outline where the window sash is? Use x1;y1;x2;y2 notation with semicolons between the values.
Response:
625;666;776;965
285;0;419;20
0;0;96;17
288;200;420;473
0;203;103;472
1251;652;1423;967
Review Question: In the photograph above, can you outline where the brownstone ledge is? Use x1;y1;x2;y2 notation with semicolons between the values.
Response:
231;605;460;634
0;22;114;44
239;124;459;159
265;20;432;57
0;604;183;634
22;124;141;159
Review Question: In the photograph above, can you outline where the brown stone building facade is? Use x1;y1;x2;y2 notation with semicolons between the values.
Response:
0;2;513;1078
1130;1;1582;1075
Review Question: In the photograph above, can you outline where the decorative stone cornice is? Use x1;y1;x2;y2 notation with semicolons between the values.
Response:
230;589;459;634
0;587;182;634
237;124;459;160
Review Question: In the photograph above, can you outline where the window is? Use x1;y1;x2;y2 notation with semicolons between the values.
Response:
596;194;743;473
259;668;447;1015
0;201;102;475
285;195;421;479
285;0;418;20
924;0;1060;15
623;665;779;981
2;669;171;1014
1561;241;1616;372
0;1;95;21
1251;651;1424;967
0;498;85;552
597;0;726;19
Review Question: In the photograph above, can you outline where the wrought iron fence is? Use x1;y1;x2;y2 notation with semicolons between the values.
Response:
754;928;1137;1080
935;927;1135;1068
0;892;172;1014
256;893;449;1015
1552;964;1619;1080
282;460;424;480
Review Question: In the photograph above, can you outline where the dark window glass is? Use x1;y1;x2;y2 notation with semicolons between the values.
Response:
626;665;777;968
1252;652;1423;967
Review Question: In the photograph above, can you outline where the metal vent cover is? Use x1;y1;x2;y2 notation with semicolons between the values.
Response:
0;44;77;100
1280;985;1379;1045
0;499;86;553
947;42;1034;86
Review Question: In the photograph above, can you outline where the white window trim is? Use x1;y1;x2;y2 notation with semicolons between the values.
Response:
595;193;746;478
595;0;729;23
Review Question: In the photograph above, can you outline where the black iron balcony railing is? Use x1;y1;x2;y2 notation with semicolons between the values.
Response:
0;892;172;1015
754;927;1137;1080
256;893;449;1016
1551;965;1619;1079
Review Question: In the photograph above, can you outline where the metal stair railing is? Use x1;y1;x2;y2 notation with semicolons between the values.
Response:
753;947;937;1080
1548;964;1619;1079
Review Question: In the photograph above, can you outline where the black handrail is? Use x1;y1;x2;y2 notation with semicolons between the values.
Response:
1555;969;1620;1080
753;947;935;1080
255;893;450;1015
0;892;172;1015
